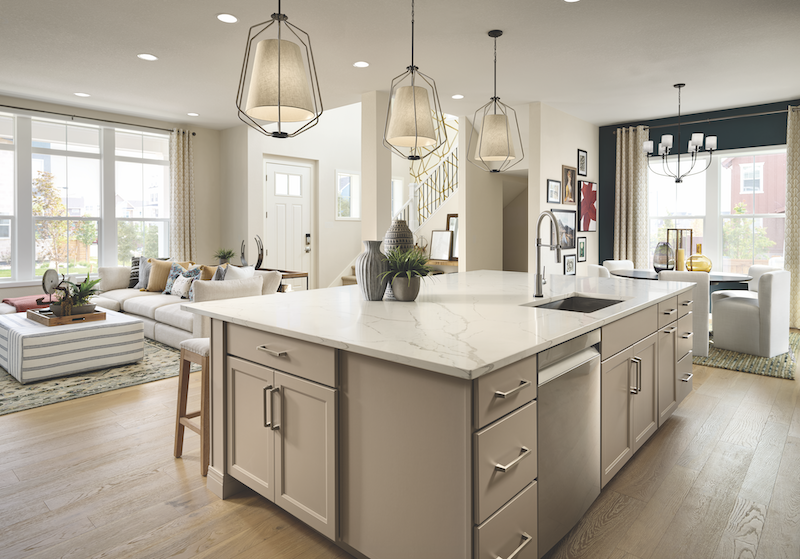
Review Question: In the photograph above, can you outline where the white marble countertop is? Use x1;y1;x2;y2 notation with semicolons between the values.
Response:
183;270;694;380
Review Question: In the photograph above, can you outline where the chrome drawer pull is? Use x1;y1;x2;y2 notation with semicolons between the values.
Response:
682;300;693;306
269;387;281;431
263;385;273;428
681;332;694;340
494;380;531;399
681;373;694;382
663;309;677;315
257;345;288;357
662;326;677;334
495;446;530;473
497;532;532;559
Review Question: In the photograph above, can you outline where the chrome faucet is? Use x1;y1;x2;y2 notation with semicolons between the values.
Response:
534;210;563;297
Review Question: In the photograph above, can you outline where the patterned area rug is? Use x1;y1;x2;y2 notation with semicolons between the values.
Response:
693;332;798;380
0;339;184;416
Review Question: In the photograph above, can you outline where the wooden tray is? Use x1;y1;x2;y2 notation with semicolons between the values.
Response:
26;309;106;327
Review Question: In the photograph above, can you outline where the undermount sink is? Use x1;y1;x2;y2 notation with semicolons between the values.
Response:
522;295;626;313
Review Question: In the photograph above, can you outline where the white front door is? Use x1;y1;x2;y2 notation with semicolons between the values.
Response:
264;160;313;288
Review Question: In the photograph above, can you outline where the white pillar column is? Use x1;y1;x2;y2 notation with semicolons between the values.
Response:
361;91;392;242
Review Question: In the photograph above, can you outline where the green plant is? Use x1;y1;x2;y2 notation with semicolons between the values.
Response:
379;247;432;282
55;272;102;307
213;248;236;261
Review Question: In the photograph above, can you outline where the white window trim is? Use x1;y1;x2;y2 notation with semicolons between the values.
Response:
739;161;765;194
335;169;361;221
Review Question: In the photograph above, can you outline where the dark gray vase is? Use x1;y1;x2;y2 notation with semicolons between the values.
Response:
391;275;421;302
355;240;389;301
383;219;415;301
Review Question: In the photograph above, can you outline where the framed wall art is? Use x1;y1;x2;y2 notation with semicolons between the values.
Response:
550;209;576;250
577;237;587;262
446;214;459;260
547;179;561;204
561;165;577;204
578;180;597;232
564;254;577;276
577;149;587;177
429;230;453;261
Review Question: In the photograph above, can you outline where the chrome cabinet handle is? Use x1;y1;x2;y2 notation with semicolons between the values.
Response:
495;447;530;473
630;357;642;394
497;532;533;559
257;345;288;358
494;380;532;399
269;387;281;431
682;300;693;306
663;309;677;315
263;384;274;428
681;332;694;340
681;373;694;382
662;326;677;334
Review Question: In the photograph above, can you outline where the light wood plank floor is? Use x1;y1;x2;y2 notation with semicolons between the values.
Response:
1;357;798;559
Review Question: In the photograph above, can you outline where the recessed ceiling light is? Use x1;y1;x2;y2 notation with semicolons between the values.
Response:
137;53;158;61
564;0;580;3
353;61;369;68
217;14;237;23
452;94;464;100
187;112;199;117
74;92;91;97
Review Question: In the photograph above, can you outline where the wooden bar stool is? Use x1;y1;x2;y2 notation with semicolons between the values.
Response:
174;337;211;476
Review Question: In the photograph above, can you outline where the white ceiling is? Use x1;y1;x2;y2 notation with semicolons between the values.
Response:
1;0;799;131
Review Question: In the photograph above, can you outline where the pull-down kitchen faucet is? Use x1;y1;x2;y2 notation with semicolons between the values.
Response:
534;210;562;297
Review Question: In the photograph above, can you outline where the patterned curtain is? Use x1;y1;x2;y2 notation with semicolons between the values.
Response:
786;106;800;328
614;126;650;268
169;129;196;262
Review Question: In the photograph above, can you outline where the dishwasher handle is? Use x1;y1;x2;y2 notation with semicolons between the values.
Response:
538;347;600;387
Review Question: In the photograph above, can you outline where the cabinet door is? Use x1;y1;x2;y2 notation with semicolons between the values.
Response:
274;371;337;540
227;356;275;501
657;324;678;426
601;349;634;488
632;333;658;452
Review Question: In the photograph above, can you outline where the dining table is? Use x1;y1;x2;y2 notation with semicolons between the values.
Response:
609;269;753;285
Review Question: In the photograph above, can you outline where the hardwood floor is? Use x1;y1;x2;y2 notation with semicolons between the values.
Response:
0;358;798;558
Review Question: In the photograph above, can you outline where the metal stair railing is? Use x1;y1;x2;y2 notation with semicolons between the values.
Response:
393;147;458;231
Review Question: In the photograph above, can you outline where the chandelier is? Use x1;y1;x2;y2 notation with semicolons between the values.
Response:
467;30;524;173
235;0;323;138
643;84;717;183
383;0;447;161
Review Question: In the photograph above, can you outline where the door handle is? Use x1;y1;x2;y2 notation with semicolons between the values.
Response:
269;387;281;431
495;447;530;472
263;384;274;428
494;380;531;399
497;532;533;559
305;233;311;253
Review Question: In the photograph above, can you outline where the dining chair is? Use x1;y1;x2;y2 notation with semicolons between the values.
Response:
587;264;611;278
602;260;634;273
658;271;710;357
711;264;781;310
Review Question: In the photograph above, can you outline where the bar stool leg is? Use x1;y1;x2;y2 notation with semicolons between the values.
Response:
174;349;191;458
200;354;210;476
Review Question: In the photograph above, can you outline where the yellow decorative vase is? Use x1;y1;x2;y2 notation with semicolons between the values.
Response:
685;243;712;272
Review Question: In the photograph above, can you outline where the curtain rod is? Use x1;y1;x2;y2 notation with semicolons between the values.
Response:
0;103;195;135
614;108;791;134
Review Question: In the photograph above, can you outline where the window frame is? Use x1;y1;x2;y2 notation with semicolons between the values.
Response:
335;169;361;221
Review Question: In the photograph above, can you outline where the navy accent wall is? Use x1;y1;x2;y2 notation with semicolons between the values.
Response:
598;98;800;263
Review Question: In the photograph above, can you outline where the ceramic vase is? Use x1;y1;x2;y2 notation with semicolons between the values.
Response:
383;219;415;301
391;275;421;302
355;240;389;301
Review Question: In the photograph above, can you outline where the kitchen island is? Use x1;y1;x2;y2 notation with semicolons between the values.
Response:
184;270;695;559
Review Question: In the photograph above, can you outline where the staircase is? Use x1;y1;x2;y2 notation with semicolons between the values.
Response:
342;266;357;286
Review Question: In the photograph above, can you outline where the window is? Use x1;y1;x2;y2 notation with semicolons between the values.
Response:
336;171;360;220
275;172;302;197
0;113;170;281
648;147;786;275
391;177;405;218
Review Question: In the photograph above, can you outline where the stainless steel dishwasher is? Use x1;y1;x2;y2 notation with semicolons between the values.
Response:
537;330;601;558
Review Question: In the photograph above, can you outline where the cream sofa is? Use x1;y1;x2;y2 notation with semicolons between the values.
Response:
92;266;282;348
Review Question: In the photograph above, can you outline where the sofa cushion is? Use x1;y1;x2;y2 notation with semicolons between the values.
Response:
122;293;183;319
224;265;255;281
254;270;282;295
154;303;194;332
91;295;121;312
192;276;263;303
147;259;193;292
98;267;132;292
98;289;155;305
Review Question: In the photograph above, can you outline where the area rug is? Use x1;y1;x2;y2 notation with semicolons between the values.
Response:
0;339;185;416
692;332;799;380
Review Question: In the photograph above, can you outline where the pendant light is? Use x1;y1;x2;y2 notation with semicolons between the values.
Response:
468;30;524;173
235;0;323;138
642;84;717;183
384;0;447;161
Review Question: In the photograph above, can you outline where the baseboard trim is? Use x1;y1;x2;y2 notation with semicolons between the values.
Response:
206;466;244;499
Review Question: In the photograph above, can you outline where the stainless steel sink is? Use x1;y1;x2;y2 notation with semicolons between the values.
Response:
522;295;625;313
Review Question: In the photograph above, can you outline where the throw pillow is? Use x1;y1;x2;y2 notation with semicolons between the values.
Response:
224;265;255;281
135;259;152;290
163;262;200;294
212;265;227;281
147;259;193;292
200;263;227;281
171;274;193;299
129;256;142;288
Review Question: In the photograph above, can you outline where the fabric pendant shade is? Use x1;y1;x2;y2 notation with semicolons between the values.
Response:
386;86;437;148
474;113;516;161
245;39;314;122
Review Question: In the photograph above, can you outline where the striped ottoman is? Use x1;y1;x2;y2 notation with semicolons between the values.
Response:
0;310;144;384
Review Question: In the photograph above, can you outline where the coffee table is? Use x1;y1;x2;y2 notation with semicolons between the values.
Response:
0;309;144;384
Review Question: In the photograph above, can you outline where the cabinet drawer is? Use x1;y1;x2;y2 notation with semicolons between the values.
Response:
677;350;693;405
474;354;536;430
658;296;679;328
601;305;657;360
227;323;336;387
677;291;693;318
677;312;693;360
475;481;537;559
474;400;537;525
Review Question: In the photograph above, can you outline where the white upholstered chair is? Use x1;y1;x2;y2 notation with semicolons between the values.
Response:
658;271;710;357
711;265;780;310
712;270;790;358
602;260;634;273
587;264;611;278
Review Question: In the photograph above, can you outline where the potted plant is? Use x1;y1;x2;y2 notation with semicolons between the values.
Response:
213;248;236;265
379;247;432;302
51;272;102;316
